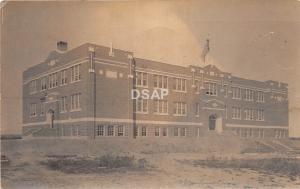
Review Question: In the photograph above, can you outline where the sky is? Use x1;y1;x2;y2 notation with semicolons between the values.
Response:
1;0;300;136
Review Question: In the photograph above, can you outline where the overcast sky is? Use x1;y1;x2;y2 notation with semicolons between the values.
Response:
1;0;300;136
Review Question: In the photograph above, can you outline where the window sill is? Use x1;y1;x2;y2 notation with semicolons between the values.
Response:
153;113;169;115
70;80;81;84
135;112;148;114
173;114;187;117
60;111;68;114
70;109;81;112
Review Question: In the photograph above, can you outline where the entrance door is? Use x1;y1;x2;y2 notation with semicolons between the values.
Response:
47;109;54;128
209;114;216;130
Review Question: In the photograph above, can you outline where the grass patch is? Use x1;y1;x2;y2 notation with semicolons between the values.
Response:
190;157;300;180
41;154;147;174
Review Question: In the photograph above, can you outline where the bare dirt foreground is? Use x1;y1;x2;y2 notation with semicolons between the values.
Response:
1;137;300;189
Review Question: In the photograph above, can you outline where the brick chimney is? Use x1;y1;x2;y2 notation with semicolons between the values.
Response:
57;41;68;52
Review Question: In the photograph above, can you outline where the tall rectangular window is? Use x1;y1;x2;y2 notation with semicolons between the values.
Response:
257;109;264;121
173;78;186;92
173;102;187;116
257;91;265;102
117;125;124;136
223;85;228;97
232;87;241;99
40;102;45;116
135;72;148;87
155;127;160;136
162;128;167;136
245;108;254;120
41;77;47;91
71;64;81;82
136;98;148;113
30;103;37;117
61;69;68;85
154;100;168;114
180;128;186;137
29;80;37;94
205;82;217;96
153;74;168;89
97;125;104;136
232;106;241;120
245;89;254;101
49;72;58;89
141;126;147;136
194;79;202;93
70;93;81;111
60;96;67;112
174;127;179;136
108;125;114;136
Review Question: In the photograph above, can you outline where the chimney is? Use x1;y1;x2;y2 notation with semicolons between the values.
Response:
57;41;68;52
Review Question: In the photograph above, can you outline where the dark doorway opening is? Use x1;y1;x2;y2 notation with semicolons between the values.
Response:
209;114;217;130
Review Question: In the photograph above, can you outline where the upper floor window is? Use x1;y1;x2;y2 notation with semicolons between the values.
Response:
29;103;37;117
155;127;160;136
153;74;168;89
173;78;186;92
232;106;241;120
245;108;254;120
49;72;58;89
232;87;241;99
223;85;228;97
162;128;167;136
70;93;81;111
136;98;148;113
174;127;179;136
108;125;114;136
71;64;81;82
61;69;68;85
135;72;148;87
153;100;168;115
205;82;217;96
180;128;186;136
41;77;47;91
173;102;187;116
97;125;104;136
257;91;265;102
117;125;124;136
257;108;265;121
141;126;147;136
245;89;254;101
29;80;37;94
60;96;67;112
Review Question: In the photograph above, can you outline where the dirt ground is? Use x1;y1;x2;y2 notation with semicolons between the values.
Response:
1;138;300;189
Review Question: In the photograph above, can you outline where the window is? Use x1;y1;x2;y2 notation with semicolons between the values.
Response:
29;80;37;94
205;82;217;96
162;128;167;136
117;125;124;136
134;127;138;137
154;100;168;114
40;102;45;116
61;69;67;85
257;109;264;121
194;80;201;92
70;93;81;111
41;77;47;91
173;102;187;116
245;108;254;120
257;91;265;102
180;128;186;136
155;127;160;136
108;125;114;136
223;85;228;97
136;98;148;113
232;106;241;120
173;78;186;92
97;125;104;136
245;89;254;101
195;103;200;116
71;64;81;82
174;128;179;136
49;72;58;89
232;87;241;99
60;96;67;112
30;103;37;117
141;126;147;136
153;75;168;89
135;72;148;87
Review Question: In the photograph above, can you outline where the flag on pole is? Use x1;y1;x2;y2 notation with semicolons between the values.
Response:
201;39;210;63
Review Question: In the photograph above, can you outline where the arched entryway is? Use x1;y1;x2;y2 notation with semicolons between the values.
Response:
209;114;217;130
47;109;54;128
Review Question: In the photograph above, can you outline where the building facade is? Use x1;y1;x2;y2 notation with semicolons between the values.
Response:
23;42;289;138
